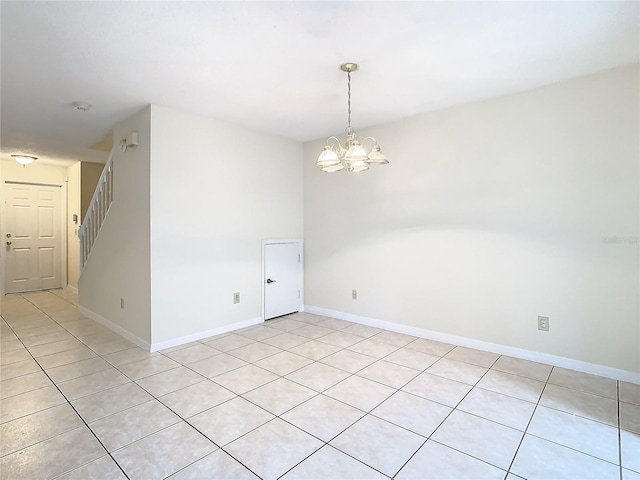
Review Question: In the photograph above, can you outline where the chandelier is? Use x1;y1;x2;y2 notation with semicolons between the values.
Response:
316;63;389;173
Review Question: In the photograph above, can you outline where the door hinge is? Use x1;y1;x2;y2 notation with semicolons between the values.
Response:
298;253;301;263
298;289;300;299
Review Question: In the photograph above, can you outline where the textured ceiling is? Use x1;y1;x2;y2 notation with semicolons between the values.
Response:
1;1;638;166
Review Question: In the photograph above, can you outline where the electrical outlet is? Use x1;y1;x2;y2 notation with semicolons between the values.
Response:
352;289;357;300
120;298;125;309
538;315;549;331
233;292;240;304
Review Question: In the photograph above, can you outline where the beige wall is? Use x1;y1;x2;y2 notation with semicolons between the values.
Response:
79;107;152;344
303;65;639;373
150;105;303;344
66;162;81;288
80;162;104;221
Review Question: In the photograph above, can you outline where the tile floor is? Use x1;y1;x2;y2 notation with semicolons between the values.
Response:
1;289;639;480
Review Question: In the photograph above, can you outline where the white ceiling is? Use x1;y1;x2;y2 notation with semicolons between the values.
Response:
1;1;638;166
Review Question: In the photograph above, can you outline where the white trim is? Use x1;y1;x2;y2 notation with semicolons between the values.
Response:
78;305;151;351
66;285;78;294
304;305;640;385
261;239;304;321
149;316;263;352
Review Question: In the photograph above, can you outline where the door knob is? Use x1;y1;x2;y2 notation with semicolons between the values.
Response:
266;278;276;284
6;241;11;246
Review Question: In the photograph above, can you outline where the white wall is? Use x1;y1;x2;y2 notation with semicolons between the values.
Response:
66;162;81;288
150;105;303;344
79;107;152;344
303;65;639;373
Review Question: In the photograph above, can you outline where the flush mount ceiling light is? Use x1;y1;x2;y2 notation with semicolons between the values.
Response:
11;154;37;166
72;101;92;111
317;63;389;173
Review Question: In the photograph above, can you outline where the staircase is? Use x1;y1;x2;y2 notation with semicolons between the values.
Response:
79;150;114;269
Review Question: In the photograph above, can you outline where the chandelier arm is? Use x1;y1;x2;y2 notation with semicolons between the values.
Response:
326;136;346;153
362;136;379;147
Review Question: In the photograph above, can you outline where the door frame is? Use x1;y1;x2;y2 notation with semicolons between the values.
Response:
2;180;68;294
261;238;303;321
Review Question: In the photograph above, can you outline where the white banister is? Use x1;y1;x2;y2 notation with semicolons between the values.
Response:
79;150;115;270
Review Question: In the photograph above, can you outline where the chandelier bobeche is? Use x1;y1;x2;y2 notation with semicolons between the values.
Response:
316;63;389;173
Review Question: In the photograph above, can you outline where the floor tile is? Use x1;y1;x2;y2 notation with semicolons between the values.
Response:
213;364;279;394
357;360;420;389
476;369;545;403
458;387;536;430
324;375;395;411
188;352;247;378
266;318;308;332
286;362;351;392
621;430;640;473
331;414;424;477
291;324;334;340
190;396;274;445
90;399;181;451
86;338;136;355
314;318;353;331
372;330;417;347
341;323;383;338
56;455;127;480
45;356;112;383
0;338;25;353
36;346;97;369
282;445;387;479
235;325;281;341
57;367;130;399
396;440;506;480
27;338;86;357
70;381;152;424
348;338;398;358
372;390;451;437
20;330;75;347
405;338;455;356
316;330;366;348
384;347;440;371
244;377;317;415
116;355;180;380
402;372;472;407
426;357;488;385
158;380;236;418
621;381;640;406
491;355;552;382
621;401;640;434
203;333;255;352
168;449;259;479
113;422;216;480
159;341;202;354
527;405;619;463
0;370;51;399
0;403;83;456
548;367;617;399
0;358;40;381
540;383;618;426
319;349;377;373
0;426;105;480
281;394;365;442
254;350;313;376
261;332;309;350
226;418;323;480
624;469;640;480
431;410;522;469
288;339;342;360
511;434;619;480
135;366;205;396
0;385;66;423
0;348;32;365
164;344;220;364
445;346;500;368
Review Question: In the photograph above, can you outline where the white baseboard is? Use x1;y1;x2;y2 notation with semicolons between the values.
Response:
304;305;640;385
78;305;151;351
66;285;78;294
149;317;264;352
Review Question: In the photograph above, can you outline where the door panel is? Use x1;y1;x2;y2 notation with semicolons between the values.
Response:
264;242;301;320
4;183;63;293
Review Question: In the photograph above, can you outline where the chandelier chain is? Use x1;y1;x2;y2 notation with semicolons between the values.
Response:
347;71;352;132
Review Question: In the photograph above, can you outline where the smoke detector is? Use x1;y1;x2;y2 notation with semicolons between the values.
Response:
72;101;92;111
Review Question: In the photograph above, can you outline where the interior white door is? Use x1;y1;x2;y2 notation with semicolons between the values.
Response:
264;242;301;320
4;182;64;294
